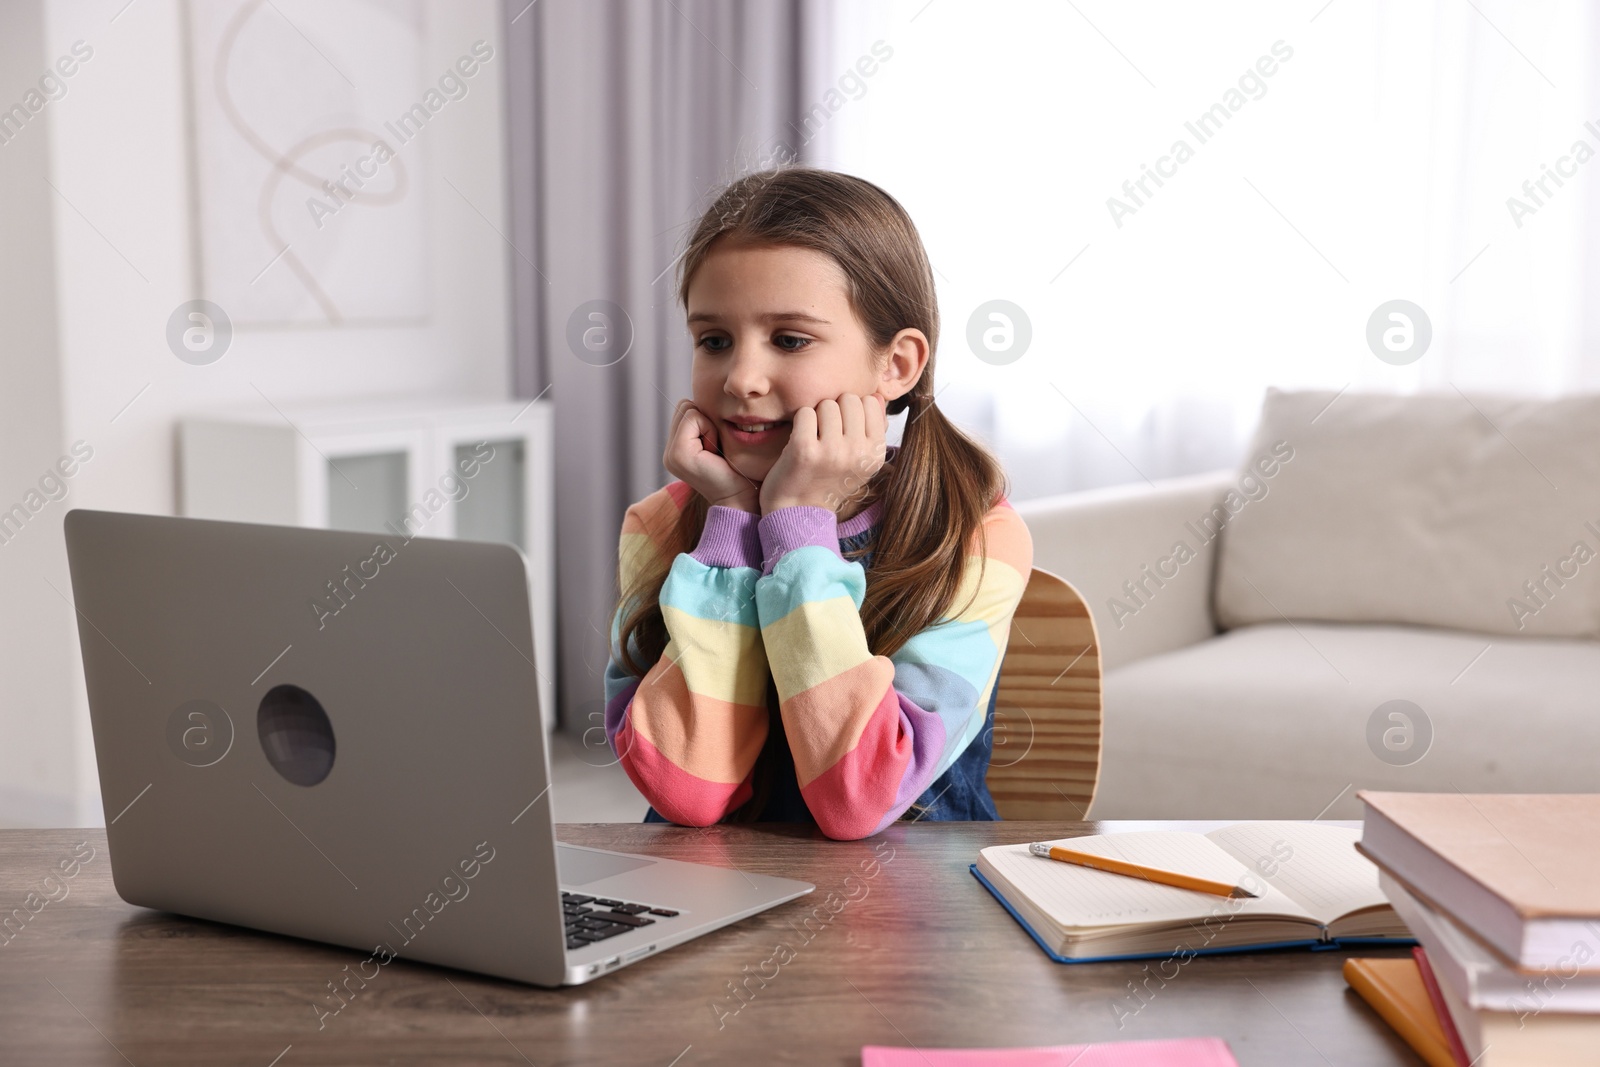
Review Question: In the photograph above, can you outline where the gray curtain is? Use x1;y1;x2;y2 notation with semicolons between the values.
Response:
503;0;819;730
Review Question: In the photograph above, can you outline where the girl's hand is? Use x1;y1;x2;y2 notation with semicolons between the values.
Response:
760;393;889;517
663;399;761;513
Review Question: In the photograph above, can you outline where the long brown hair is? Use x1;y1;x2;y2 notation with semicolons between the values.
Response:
614;166;1008;818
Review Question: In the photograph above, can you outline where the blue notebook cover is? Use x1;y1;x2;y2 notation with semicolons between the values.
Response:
969;863;1414;964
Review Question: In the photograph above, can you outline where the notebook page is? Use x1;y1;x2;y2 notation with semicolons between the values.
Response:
1205;822;1387;926
980;834;1317;930
1059;832;1258;890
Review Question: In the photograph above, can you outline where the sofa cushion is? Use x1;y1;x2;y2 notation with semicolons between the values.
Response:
1088;622;1600;819
1213;388;1600;638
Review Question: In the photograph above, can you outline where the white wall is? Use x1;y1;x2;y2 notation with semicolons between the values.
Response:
0;0;79;829
0;0;513;826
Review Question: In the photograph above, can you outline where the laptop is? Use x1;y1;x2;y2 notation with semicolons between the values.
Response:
62;508;812;986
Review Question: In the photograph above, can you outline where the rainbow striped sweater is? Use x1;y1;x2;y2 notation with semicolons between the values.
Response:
603;476;1034;840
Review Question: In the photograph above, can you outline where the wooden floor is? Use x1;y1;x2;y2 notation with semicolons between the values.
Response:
0;821;1425;1066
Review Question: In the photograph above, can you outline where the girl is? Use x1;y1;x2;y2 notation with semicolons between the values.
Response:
603;167;1033;840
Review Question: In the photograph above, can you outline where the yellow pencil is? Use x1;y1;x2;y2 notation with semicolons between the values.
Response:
1028;842;1258;899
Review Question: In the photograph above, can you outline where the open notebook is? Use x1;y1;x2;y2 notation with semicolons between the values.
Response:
972;822;1411;962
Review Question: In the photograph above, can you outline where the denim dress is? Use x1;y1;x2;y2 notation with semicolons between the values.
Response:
642;511;1002;828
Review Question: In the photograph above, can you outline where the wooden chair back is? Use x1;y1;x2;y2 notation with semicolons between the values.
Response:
985;567;1103;819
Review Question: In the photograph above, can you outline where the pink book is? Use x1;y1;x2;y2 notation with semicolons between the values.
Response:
862;1037;1240;1066
1412;946;1470;1067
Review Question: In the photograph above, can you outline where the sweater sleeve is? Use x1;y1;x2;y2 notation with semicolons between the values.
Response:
603;490;772;826
753;499;1034;840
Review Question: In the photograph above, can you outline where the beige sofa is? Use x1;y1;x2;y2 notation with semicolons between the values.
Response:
1014;388;1600;820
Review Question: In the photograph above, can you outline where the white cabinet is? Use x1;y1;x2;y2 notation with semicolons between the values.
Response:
178;398;556;733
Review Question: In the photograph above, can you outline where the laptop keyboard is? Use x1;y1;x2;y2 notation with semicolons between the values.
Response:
562;891;680;950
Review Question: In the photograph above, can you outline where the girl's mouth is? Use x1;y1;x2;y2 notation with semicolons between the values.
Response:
725;420;790;444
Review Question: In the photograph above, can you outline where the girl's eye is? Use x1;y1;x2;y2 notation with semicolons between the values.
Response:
694;333;811;353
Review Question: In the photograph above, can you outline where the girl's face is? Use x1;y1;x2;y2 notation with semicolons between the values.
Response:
685;239;925;486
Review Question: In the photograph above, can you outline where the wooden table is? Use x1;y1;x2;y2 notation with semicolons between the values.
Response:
0;822;1422;1066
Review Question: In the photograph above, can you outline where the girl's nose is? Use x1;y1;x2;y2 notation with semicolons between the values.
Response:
723;345;770;397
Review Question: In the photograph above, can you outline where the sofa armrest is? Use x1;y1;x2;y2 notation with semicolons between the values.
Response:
1013;470;1234;671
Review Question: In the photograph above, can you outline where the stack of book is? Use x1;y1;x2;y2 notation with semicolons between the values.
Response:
1349;791;1600;1066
